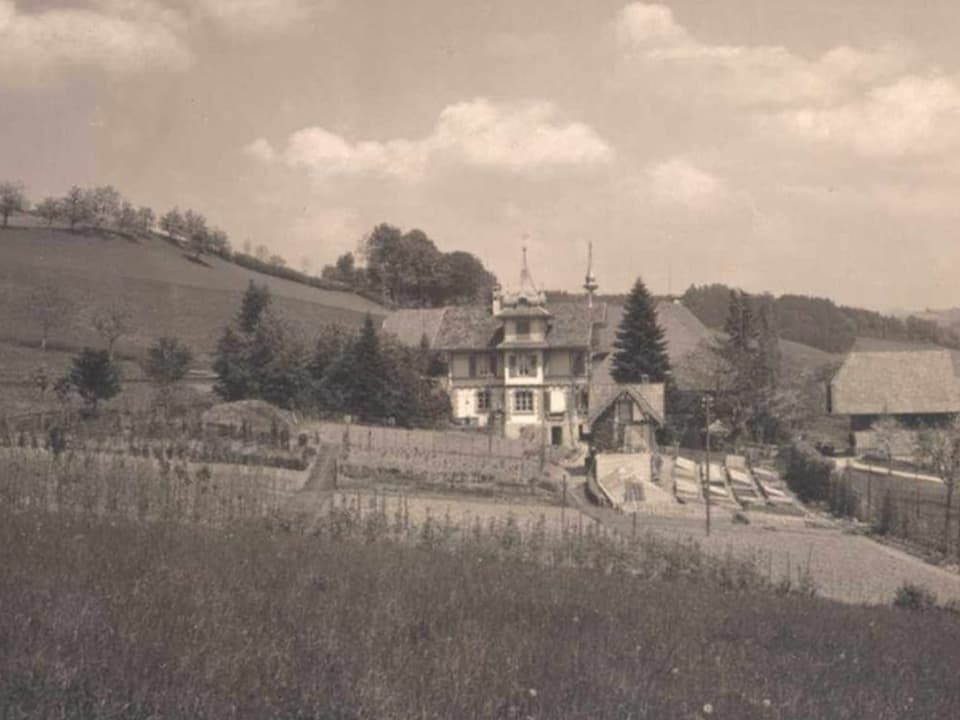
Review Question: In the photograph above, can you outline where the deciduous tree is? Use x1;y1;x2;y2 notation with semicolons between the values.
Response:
34;197;61;226
62;186;92;231
144;336;193;409
0;181;27;228
29;282;74;351
91;302;134;360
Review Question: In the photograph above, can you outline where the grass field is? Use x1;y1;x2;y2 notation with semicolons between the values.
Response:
0;225;384;360
2;503;959;719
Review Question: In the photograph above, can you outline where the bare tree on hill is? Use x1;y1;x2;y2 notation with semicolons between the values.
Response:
35;197;62;226
62;186;92;231
136;206;155;233
29;281;75;351
159;207;185;240
91;302;134;360
184;209;209;259
86;186;122;230
0;181;27;228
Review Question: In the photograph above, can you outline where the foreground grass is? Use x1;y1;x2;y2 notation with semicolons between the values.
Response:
2;510;959;719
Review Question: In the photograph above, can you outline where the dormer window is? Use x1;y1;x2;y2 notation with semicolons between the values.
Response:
515;319;531;338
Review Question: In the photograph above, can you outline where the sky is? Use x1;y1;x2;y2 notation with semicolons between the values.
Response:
3;0;960;312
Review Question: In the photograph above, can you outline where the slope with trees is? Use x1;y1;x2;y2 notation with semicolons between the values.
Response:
212;282;449;426
682;283;960;353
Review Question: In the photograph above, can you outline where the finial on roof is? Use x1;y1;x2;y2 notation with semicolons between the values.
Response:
583;241;599;308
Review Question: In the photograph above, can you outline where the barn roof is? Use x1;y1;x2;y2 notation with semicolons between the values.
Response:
830;348;960;415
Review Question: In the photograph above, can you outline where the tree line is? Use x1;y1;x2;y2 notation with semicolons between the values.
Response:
321;223;497;308
212;282;451;427
682;283;960;354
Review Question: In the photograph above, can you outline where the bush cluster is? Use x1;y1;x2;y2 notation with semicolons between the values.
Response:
782;441;835;502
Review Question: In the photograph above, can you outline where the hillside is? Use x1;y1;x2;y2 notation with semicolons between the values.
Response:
682;284;960;354
0;225;385;362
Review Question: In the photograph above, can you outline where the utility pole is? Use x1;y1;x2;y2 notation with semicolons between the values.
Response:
702;395;714;536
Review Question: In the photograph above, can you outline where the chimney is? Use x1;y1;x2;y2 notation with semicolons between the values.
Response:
492;283;502;315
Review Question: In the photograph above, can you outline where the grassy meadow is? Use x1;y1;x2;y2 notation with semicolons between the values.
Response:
2;448;960;719
0;225;382;359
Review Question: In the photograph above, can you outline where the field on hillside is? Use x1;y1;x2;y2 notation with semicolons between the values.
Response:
2;504;959;719
0;226;384;360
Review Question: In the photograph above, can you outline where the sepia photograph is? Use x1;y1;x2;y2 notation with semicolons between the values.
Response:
2;1;960;717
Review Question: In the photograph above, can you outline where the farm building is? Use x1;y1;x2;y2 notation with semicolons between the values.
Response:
587;383;665;453
383;248;711;446
829;345;960;452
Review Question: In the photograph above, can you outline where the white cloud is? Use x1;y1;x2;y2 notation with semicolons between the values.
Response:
777;73;960;158
242;138;279;163
248;98;614;182
193;0;326;36
0;0;192;86
615;2;906;107
647;157;722;206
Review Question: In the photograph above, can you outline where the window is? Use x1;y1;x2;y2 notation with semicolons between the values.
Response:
572;352;586;376
514;390;534;414
515;319;531;337
476;354;496;377
577;388;589;414
476;389;491;411
511;353;537;378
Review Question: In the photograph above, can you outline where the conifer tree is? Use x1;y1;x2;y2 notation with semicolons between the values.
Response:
326;314;389;422
612;277;671;383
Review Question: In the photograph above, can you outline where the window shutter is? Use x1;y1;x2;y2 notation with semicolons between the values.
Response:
468;355;476;378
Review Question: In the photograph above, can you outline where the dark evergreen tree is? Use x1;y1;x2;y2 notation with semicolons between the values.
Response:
611;277;671;383
213;283;310;410
68;348;121;412
321;314;389;422
238;281;271;333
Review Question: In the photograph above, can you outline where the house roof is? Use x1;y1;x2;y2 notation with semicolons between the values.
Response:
433;300;599;351
381;308;448;347
598;300;714;361
595;300;715;391
588;383;666;426
830;348;960;415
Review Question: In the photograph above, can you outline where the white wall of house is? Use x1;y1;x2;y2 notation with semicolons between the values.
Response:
452;388;491;427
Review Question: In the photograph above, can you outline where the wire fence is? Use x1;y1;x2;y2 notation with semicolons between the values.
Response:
834;466;960;554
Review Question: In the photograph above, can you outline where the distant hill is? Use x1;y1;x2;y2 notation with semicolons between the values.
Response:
681;284;960;354
0;225;386;363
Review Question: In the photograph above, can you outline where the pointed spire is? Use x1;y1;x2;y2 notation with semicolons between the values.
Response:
519;241;540;298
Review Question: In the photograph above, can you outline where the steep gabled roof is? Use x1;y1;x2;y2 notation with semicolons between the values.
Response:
382;308;448;347
588;383;666;426
596;300;715;391
830;348;960;415
598;300;714;361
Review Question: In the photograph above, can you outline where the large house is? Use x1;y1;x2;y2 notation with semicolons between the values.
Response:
383;250;713;446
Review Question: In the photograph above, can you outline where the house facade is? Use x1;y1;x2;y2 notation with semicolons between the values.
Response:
434;252;597;445
381;250;711;447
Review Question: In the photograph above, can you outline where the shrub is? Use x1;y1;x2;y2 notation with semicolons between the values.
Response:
893;582;938;611
782;441;834;503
